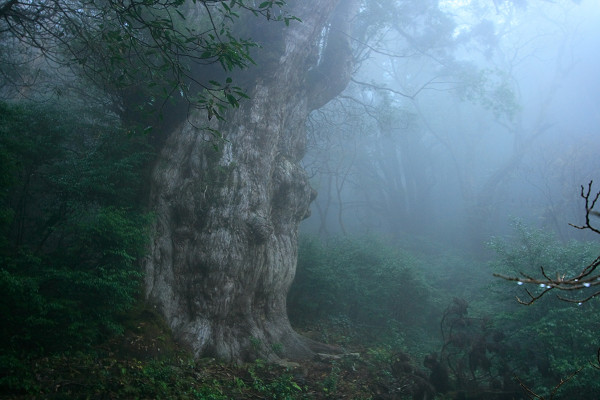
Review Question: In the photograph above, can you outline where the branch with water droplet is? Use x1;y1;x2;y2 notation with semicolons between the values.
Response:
494;181;600;305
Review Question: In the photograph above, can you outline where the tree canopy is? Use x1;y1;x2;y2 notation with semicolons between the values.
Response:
0;0;297;127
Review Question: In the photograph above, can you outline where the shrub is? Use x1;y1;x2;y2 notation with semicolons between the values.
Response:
289;234;432;336
0;101;153;357
488;221;600;399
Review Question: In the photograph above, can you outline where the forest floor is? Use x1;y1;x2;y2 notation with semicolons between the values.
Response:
2;306;442;399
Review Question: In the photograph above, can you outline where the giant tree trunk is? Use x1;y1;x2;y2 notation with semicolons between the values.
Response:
144;0;356;362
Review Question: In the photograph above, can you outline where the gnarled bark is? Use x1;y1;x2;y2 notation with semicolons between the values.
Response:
144;0;357;362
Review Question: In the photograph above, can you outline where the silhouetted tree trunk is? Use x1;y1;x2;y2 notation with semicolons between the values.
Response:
144;0;357;363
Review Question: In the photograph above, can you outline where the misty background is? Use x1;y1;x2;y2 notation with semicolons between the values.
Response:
300;0;600;251
2;0;600;398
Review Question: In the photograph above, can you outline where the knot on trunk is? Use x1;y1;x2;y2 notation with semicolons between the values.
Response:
246;213;273;244
272;157;313;221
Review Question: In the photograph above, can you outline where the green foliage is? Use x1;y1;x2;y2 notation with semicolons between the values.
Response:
455;65;520;121
247;359;302;399
488;220;600;306
488;222;600;399
0;101;153;358
0;0;297;129
289;234;432;340
3;351;314;400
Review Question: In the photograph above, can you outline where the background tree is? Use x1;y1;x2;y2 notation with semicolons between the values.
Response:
301;0;597;254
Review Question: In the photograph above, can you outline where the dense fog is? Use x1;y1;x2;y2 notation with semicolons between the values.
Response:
301;0;600;250
2;0;599;398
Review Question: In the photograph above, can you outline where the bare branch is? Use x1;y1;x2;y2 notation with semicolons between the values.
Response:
349;75;445;100
515;375;544;399
549;366;585;399
495;181;600;305
495;181;599;398
592;348;600;370
569;181;600;235
515;365;585;400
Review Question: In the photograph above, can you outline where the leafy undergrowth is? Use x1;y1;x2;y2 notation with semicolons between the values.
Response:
5;354;386;399
0;307;439;400
7;300;593;400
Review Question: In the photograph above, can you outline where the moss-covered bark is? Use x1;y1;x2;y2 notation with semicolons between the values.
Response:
144;0;358;362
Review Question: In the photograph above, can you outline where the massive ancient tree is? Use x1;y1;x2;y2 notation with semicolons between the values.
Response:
0;0;359;363
0;0;360;362
144;0;358;362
